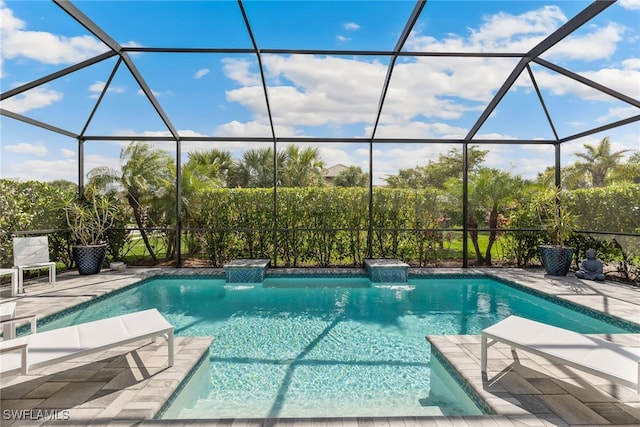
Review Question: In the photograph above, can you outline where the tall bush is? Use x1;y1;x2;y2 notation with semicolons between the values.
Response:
0;179;71;267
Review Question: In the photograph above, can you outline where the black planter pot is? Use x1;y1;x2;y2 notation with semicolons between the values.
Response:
72;244;107;275
539;245;574;276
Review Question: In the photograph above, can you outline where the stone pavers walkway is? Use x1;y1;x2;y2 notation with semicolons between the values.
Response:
0;267;638;426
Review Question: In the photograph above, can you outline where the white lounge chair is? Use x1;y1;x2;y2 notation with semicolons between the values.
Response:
1;302;19;340
0;268;19;297
0;309;174;375
13;236;56;294
481;315;640;393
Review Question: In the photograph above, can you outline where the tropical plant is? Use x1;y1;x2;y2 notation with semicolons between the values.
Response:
384;145;488;189
610;151;640;184
281;145;325;187
467;168;527;265
185;148;233;187
87;141;174;261
533;186;576;247
334;166;369;187
63;188;119;246
228;147;286;188
573;136;632;187
0;179;72;267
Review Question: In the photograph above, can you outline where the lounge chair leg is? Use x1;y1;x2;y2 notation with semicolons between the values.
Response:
481;333;487;372
21;346;28;375
167;331;174;367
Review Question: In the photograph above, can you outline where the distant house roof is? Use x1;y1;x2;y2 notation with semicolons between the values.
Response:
322;164;349;179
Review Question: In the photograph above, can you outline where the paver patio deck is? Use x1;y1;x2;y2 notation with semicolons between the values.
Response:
0;267;638;426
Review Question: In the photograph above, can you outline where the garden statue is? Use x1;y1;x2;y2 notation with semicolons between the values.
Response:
575;248;605;281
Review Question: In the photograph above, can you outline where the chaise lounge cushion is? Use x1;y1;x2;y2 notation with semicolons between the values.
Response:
481;315;640;392
0;309;174;375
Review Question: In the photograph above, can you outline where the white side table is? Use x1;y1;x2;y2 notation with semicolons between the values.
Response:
0;268;19;297
0;301;17;340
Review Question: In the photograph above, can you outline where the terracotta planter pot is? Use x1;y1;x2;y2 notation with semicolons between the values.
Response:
72;244;107;275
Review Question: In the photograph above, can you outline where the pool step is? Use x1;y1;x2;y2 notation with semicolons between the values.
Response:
364;259;409;283
223;259;270;283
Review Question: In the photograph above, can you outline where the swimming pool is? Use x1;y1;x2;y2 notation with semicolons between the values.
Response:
38;274;639;419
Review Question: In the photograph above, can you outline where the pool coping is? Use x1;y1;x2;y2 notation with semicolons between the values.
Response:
1;267;639;426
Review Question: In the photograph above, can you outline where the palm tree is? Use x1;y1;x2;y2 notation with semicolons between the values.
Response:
87;141;173;261
536;164;591;190
609;151;640;184
574;137;632;187
179;152;234;257
185;149;233;187
228;147;287;188
281;145;325;187
467;168;526;265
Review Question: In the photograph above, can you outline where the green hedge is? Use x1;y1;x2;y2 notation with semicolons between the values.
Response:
2;179;637;276
0;180;71;268
196;187;446;266
569;183;640;233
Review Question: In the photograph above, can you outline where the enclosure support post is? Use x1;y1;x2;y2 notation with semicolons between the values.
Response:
462;142;469;268
78;138;85;199
176;137;182;267
367;138;374;260
555;142;561;188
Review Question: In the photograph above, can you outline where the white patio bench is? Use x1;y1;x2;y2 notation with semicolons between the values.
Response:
481;315;640;393
0;309;174;375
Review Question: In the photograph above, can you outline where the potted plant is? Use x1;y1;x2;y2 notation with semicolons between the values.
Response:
533;186;576;276
64;190;118;275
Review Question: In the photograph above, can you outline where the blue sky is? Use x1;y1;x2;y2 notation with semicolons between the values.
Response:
1;0;639;185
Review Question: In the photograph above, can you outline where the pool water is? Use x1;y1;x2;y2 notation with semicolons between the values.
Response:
40;275;637;419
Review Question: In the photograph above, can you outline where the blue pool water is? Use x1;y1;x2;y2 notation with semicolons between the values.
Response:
39;275;637;419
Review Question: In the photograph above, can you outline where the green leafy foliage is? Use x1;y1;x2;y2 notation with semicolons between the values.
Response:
0;179;71;267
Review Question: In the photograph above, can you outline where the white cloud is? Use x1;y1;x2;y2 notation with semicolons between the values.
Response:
61;148;76;158
0;87;63;114
222;58;262;86
336;35;350;43
528;65;640;102
369;122;468;139
85;154;120;174
583;63;640;99
2;159;76;181
344;22;360;31
222;3;638;139
137;88;163;97
619;0;640;10
4;142;48;156
114;129;209;138
622;58;640;70
595;106;639;123
89;81;107;93
214;120;300;138
89;80;126;98
544;23;625;61
0;1;107;72
225;55;387;128
194;68;210;79
406;6;566;53
122;41;144;48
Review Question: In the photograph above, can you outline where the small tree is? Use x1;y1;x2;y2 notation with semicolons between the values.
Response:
63;190;118;247
533;186;576;247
